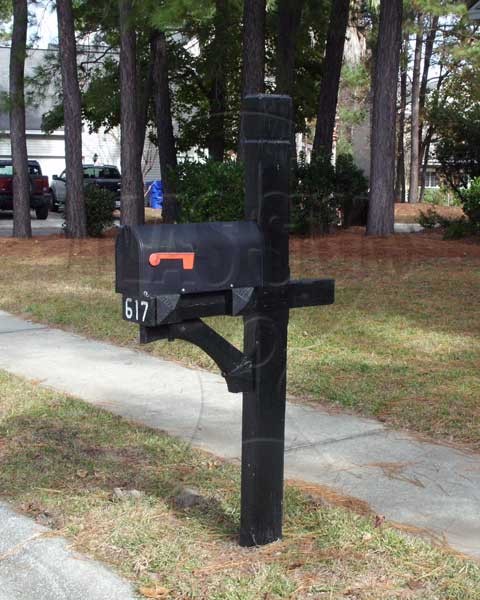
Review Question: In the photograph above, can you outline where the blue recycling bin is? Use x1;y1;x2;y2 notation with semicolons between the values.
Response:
149;180;163;209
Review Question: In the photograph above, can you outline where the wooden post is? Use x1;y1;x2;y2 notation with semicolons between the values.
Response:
240;95;292;547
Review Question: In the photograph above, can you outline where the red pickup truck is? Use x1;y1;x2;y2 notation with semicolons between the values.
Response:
0;159;50;220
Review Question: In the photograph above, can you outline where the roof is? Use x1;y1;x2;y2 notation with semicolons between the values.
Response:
468;0;480;18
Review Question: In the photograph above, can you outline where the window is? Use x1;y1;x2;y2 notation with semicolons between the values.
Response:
0;162;40;175
425;170;439;189
28;164;41;175
0;164;13;176
83;166;120;179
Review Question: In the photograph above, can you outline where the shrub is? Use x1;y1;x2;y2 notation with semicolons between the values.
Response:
422;187;458;206
418;207;440;229
173;160;244;223
291;153;336;235
459;177;480;225
335;153;369;227
443;218;478;240
84;184;115;237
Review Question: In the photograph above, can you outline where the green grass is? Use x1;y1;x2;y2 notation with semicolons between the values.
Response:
0;237;479;448
1;369;480;599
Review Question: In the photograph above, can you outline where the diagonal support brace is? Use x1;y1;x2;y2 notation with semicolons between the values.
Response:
140;319;254;394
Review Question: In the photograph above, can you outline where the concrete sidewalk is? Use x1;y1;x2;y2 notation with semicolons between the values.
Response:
0;502;138;600
0;311;479;561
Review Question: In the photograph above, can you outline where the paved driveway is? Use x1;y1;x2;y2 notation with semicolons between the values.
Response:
0;212;64;237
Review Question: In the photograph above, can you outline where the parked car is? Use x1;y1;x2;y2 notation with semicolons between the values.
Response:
0;159;50;220
50;164;121;212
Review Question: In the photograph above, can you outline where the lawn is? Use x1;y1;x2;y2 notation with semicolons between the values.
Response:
1;369;479;599
0;229;479;447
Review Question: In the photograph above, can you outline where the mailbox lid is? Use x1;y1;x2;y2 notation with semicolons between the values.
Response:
116;221;264;296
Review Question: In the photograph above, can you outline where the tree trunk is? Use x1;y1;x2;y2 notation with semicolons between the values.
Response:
238;0;266;157
419;125;434;202
138;36;154;173
366;0;403;236
408;16;423;204
10;0;31;238
312;0;350;159
395;34;408;203
241;0;266;96
277;0;304;96
119;0;144;226
57;0;86;238
277;0;305;165
207;0;229;162
151;30;178;224
418;15;439;198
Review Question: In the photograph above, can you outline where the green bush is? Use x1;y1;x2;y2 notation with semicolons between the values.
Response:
335;153;369;227
443;218;478;240
173;160;244;223
292;153;336;234
423;187;455;206
84;184;115;237
459;177;480;225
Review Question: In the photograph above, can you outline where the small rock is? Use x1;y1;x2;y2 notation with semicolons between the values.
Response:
304;493;331;508
112;487;145;501
35;511;56;528
174;487;204;509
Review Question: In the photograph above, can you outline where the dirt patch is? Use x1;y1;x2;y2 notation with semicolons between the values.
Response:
0;232;116;260
290;228;480;262
395;203;464;223
287;479;372;516
1;228;479;262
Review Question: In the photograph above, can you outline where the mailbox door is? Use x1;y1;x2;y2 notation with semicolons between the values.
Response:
116;221;264;297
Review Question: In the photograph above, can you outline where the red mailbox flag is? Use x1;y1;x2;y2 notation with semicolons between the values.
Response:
149;253;196;270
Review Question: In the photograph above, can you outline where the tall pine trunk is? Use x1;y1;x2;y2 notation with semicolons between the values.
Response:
151;30;178;224
238;0;266;157
418;15;439;201
207;0;229;162
312;0;350;159
277;0;305;165
10;0;31;238
408;16;423;204
119;0;144;226
366;0;403;236
395;35;408;203
57;0;86;238
277;0;304;96
241;0;265;96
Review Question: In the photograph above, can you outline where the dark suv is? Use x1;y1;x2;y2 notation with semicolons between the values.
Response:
50;164;121;211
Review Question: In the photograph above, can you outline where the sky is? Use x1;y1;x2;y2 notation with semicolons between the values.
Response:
29;1;58;48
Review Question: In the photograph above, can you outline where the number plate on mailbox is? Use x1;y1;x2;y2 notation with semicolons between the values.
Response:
122;296;156;326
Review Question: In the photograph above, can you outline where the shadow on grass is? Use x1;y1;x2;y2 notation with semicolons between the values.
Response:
0;403;240;540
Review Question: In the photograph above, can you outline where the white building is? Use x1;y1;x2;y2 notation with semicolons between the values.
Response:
469;1;480;19
0;46;162;185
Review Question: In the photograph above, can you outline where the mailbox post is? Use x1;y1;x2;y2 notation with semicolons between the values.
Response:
115;94;334;548
240;95;291;546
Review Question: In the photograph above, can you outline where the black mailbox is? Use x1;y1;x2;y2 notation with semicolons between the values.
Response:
116;221;264;297
116;221;265;327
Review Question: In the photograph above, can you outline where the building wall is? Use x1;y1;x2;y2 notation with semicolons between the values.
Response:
0;46;162;186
